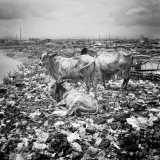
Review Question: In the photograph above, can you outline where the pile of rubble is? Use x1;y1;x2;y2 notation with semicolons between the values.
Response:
1;47;160;159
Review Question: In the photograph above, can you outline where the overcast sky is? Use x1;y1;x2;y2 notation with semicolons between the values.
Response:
0;0;160;40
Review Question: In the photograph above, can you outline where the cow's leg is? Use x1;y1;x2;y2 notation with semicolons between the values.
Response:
103;76;106;88
90;69;97;99
122;69;131;89
55;93;58;102
84;75;90;94
92;78;97;99
66;98;79;116
102;71;106;88
121;73;130;89
123;77;130;89
66;105;77;116
121;70;126;89
122;78;127;89
119;71;123;80
66;102;98;116
56;100;66;107
79;105;98;115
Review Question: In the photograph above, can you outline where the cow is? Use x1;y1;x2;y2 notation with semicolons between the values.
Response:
48;80;99;116
39;52;97;98
96;48;133;89
81;48;133;89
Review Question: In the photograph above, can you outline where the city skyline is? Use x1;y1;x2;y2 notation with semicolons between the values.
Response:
0;0;160;40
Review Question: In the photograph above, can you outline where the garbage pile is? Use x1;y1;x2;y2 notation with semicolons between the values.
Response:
1;46;160;159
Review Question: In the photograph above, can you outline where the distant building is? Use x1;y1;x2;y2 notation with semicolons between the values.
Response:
140;36;148;44
40;39;52;44
29;38;40;43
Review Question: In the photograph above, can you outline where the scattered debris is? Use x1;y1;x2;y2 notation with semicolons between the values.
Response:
1;46;160;160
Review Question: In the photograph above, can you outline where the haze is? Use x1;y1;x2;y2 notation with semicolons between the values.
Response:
0;0;160;40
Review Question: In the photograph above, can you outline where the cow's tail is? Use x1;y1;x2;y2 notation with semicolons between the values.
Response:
80;59;95;75
94;50;98;58
129;55;134;73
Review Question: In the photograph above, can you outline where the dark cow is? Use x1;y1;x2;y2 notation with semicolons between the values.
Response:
39;52;97;98
81;47;88;55
48;80;99;116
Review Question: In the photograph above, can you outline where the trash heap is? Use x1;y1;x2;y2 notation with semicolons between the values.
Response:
0;46;160;159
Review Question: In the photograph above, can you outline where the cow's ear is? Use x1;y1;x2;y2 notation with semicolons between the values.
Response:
48;50;53;54
49;53;57;57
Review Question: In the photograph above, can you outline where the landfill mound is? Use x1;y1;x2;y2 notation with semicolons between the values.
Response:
1;46;160;160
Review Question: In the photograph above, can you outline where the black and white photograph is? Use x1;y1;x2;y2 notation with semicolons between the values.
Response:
0;0;160;159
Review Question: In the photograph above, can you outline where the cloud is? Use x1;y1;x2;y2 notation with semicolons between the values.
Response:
117;14;160;27
0;0;57;20
0;28;12;33
0;1;39;20
0;2;24;20
114;0;160;27
80;14;89;18
98;17;116;25
0;0;159;39
43;12;65;20
126;7;149;16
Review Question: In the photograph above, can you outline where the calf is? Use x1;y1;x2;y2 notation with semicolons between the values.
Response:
48;80;99;116
48;79;66;102
39;52;97;97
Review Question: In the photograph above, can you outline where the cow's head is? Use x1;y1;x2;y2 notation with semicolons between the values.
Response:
48;80;66;102
87;48;98;57
120;48;132;57
39;52;57;67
